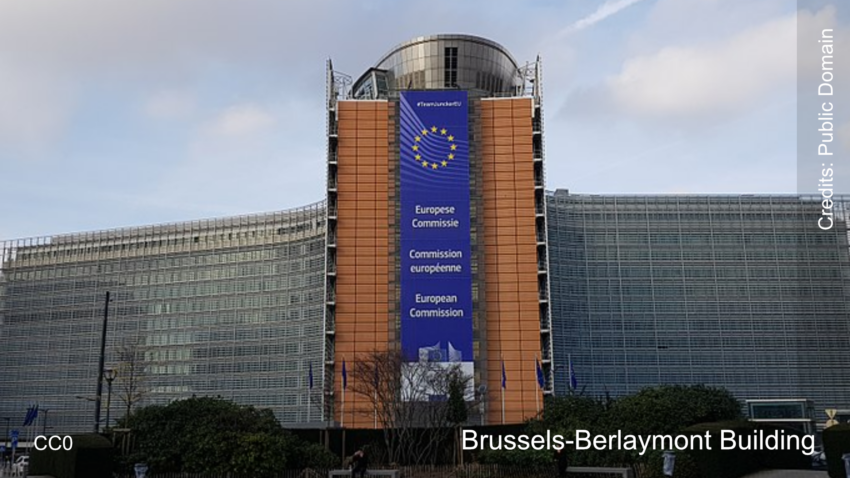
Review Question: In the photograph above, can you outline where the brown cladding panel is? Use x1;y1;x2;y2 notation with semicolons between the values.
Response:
480;98;543;425
334;101;394;428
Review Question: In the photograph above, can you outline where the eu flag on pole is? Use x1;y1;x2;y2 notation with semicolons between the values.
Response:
536;359;545;389
342;359;348;389
23;404;38;426
501;360;507;389
22;406;32;427
308;363;314;390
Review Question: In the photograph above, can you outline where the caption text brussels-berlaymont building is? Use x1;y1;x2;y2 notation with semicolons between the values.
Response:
2;35;850;433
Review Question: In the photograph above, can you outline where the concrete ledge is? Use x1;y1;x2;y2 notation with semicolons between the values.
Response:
329;471;399;478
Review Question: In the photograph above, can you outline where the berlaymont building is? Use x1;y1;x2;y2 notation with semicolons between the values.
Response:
2;34;850;434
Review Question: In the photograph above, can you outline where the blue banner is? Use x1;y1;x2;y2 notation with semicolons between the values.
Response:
400;91;473;381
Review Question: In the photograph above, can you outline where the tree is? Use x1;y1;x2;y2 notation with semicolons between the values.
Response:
350;350;479;465
116;337;148;420
446;371;468;465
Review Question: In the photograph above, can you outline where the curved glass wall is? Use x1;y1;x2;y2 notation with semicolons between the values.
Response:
0;202;327;432
353;34;521;98
547;192;850;418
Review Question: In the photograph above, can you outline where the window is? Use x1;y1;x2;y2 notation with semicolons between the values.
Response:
444;47;458;87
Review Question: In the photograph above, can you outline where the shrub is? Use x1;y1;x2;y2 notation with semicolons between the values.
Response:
681;421;810;478
30;434;113;478
478;448;552;469
823;424;850;478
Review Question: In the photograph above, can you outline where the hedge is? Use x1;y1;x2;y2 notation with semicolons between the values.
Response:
678;421;811;478
29;433;113;478
823;424;850;478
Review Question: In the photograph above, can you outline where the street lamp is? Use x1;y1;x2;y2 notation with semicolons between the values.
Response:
41;409;50;435
94;291;111;433
104;368;118;430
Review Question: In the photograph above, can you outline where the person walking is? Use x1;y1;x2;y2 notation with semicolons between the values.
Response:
351;447;369;478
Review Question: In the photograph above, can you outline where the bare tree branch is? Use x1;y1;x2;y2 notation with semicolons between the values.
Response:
116;336;148;420
350;350;479;465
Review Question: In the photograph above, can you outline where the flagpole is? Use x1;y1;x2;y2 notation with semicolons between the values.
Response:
341;363;346;429
500;356;505;425
535;356;540;416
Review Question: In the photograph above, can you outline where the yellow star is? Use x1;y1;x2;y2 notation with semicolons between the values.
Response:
441;160;448;167
440;128;447;135
431;163;438;169
414;154;421;161
431;126;437;133
450;144;457;151
447;135;454;142
421;129;428;135
422;161;429;167
412;144;419;151
415;136;421;142
448;153;454;160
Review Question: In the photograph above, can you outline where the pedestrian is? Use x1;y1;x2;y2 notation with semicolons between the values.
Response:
556;448;569;477
351;447;369;478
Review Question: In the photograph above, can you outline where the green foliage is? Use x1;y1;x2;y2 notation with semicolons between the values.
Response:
824;424;850;478
290;442;340;469
530;385;742;469
678;421;810;478
603;385;743;437
478;448;553;468
30;434;113;478
447;372;468;426
122;396;330;476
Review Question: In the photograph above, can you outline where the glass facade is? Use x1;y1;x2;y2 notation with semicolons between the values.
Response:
0;202;327;433
351;34;522;98
546;191;850;416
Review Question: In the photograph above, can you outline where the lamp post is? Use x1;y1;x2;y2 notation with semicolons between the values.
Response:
94;291;111;433
41;409;50;435
104;368;118;430
2;417;9;448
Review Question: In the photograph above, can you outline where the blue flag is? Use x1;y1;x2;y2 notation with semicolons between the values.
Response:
308;363;314;390
536;359;545;389
23;404;38;426
501;360;507;389
569;358;578;391
22;406;32;427
342;359;348;389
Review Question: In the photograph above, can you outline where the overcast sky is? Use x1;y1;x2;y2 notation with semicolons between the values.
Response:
1;0;848;240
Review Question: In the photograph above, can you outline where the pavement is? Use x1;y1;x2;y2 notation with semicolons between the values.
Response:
742;471;828;478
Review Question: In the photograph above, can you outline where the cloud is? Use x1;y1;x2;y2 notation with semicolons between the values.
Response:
840;122;850;154
144;90;195;120
559;10;798;123
0;60;75;156
557;0;647;35
613;13;794;117
202;104;275;138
